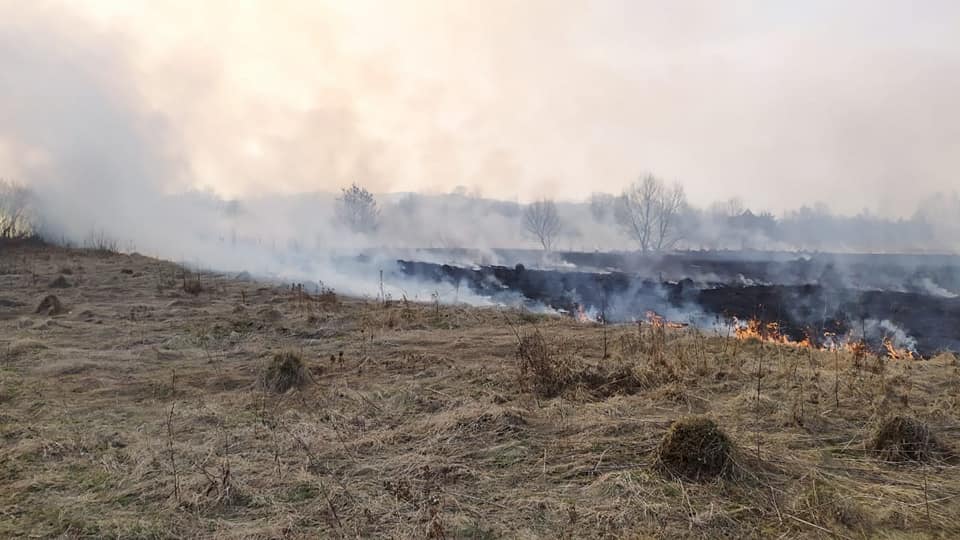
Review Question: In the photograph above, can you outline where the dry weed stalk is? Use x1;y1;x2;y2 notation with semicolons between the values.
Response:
165;386;181;503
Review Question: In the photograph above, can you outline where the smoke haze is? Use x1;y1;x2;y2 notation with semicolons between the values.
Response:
2;0;960;283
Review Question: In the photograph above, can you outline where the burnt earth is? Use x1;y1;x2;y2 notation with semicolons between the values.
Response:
397;259;960;357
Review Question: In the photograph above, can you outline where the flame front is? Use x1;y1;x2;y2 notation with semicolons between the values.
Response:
730;317;915;359
732;318;811;347
883;337;915;360
644;310;687;329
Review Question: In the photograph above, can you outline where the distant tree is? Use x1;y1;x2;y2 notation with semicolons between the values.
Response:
709;197;745;219
223;199;244;218
589;192;616;222
0;179;32;240
615;174;687;252
336;183;380;233
653;182;687;251
523;198;562;251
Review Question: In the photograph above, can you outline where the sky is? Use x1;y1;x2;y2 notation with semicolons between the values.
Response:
2;0;960;216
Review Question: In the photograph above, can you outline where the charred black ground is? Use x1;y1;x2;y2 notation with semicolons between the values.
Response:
396;250;960;357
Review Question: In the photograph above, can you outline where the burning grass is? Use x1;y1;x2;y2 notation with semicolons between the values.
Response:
0;244;959;538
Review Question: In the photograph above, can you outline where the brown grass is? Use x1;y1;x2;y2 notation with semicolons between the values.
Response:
48;275;71;288
0;244;958;538
869;415;946;463
258;350;309;393
34;294;64;316
515;329;645;399
657;416;733;480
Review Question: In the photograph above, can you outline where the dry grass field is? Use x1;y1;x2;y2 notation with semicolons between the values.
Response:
1;244;959;538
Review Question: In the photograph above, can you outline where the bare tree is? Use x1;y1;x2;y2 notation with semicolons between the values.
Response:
709;197;745;219
615;174;687;252
336;183;379;234
0;180;32;240
589;192;617;222
615;175;660;252
654;183;687;251
523;198;562;251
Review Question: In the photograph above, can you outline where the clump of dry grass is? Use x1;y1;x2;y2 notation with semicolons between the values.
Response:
318;284;338;307
34;294;64;315
516;330;577;398
869;415;944;463
516;330;644;399
48;275;71;288
257;306;283;322
789;474;869;532
657;416;733;480
182;278;204;295
258;351;309;393
576;363;644;398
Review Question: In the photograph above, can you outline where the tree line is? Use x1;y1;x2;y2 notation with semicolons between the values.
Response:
333;177;960;253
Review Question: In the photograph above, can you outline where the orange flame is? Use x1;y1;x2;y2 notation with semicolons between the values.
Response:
883;337;914;360
644;310;687;329
732;318;811;347
731;317;914;359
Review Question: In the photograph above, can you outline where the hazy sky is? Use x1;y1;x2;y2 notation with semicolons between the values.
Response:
2;0;960;215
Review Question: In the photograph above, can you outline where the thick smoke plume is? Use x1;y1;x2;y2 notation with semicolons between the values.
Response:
2;2;960;303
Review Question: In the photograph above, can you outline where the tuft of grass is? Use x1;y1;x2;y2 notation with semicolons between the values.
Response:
789;474;869;533
516;330;576;398
182;278;204;295
516;330;644;399
869;415;944;463
258;351;309;393
48;275;71;288
35;294;64;315
657;416;733;481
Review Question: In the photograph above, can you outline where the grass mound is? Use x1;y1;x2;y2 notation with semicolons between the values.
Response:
869;415;943;463
258;351;309;393
35;294;64;316
183;279;204;295
657;416;733;480
48;275;72;288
